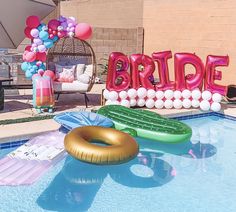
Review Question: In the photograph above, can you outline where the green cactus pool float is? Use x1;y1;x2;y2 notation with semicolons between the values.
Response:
97;105;192;143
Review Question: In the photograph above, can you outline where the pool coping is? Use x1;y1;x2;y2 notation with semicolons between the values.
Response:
1;109;236;149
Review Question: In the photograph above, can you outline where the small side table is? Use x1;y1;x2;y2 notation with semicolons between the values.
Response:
0;77;13;110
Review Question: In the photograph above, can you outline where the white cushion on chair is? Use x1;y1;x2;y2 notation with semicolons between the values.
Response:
53;81;89;93
76;64;86;79
84;64;93;77
77;73;90;84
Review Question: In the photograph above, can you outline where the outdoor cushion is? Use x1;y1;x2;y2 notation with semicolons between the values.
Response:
53;81;89;93
75;64;86;79
84;64;93;77
77;73;90;84
56;66;76;83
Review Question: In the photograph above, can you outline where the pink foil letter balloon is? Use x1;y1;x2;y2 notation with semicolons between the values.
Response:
130;54;155;90
204;55;229;95
152;51;175;91
174;53;205;91
106;52;131;91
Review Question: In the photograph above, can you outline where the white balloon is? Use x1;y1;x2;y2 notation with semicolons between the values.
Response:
105;100;112;105
145;99;155;109
174;90;182;99
191;89;201;100
156;91;164;99
137;99;146;107
212;93;222;103
130;99;137;107
110;100;120;105
103;89;110;100
182;99;192;109
155;100;164;109
173;99;182;109
182;89;191;99
119;90;128;99
127;89;137;99
147;89;156;99
202;90;212;101
164;90;174;99
164;99;173;109
137;88;147;99
120;99;130;107
108;91;118;101
211;102;221;112
191;99;200;108
200;100;210;111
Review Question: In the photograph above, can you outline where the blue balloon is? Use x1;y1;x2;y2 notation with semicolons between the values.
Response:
39;31;49;41
37;23;46;31
52;36;59;42
25;70;34;79
32;65;38;71
40;63;46;70
21;62;29;72
44;39;53;49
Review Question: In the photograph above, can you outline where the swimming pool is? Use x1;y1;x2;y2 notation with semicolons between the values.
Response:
0;114;235;212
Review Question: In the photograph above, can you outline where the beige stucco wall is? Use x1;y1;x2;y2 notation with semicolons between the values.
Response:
143;0;236;85
61;0;143;28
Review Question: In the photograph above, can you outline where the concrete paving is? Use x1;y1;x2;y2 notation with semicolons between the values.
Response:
1;83;236;143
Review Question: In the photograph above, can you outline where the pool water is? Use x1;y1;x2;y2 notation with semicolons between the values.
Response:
0;115;236;212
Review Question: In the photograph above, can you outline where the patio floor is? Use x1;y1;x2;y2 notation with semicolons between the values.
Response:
1;83;236;143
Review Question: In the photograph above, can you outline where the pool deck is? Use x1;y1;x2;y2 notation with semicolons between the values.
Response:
1;84;236;143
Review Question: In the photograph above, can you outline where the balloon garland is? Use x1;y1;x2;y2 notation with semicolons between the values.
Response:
21;15;92;79
103;88;223;112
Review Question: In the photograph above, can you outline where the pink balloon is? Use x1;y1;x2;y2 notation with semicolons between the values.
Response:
57;31;66;38
43;70;56;80
24;27;33;39
130;54;155;90
75;23;92;40
204;55;229;95
36;61;42;67
174;53;205;91
23;50;29;61
36;52;47;62
49;34;54;39
106;52;131;91
25;45;32;51
26;16;40;28
38;69;45;76
152;51;175;91
48;19;60;31
25;51;36;62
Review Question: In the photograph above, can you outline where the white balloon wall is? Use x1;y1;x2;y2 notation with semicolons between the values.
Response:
103;89;222;112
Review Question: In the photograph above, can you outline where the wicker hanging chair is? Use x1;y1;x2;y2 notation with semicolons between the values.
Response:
46;37;97;92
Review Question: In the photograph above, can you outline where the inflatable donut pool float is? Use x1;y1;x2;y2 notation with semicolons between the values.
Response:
64;126;139;165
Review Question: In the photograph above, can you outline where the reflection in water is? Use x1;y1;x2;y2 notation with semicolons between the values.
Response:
109;151;174;188
37;151;174;211
37;156;108;212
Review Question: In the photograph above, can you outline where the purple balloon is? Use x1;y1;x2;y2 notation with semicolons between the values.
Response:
61;22;68;29
30;29;39;38
68;23;74;28
38;45;46;53
69;27;75;32
32;43;37;48
59;16;67;23
33;38;43;45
